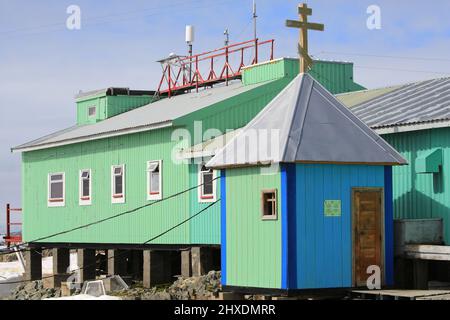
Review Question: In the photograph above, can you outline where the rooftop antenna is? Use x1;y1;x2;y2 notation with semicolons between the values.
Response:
224;28;229;46
253;0;257;41
185;25;195;83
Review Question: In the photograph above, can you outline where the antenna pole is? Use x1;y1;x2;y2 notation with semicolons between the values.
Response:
253;0;257;59
224;28;229;46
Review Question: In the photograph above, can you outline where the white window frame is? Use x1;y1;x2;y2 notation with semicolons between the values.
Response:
111;165;125;204
88;106;96;118
198;164;217;203
48;172;65;207
79;169;92;206
147;160;162;201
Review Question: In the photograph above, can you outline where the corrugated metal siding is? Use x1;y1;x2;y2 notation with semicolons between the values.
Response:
188;163;220;245
175;78;292;136
22;127;191;245
383;128;450;243
242;59;287;86
351;77;450;129
77;96;107;125
242;58;365;94
310;61;366;94
292;164;385;289
225;167;282;289
106;95;153;118
22;80;283;245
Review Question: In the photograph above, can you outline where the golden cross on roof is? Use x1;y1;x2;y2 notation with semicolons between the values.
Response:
286;3;325;73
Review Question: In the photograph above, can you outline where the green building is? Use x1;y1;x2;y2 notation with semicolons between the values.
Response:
338;77;450;244
11;57;365;286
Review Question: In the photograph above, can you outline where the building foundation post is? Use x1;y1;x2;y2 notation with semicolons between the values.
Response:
107;249;128;276
181;249;192;278
191;247;220;277
24;248;42;281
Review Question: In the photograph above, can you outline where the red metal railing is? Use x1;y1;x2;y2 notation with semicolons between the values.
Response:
157;38;275;97
4;204;22;247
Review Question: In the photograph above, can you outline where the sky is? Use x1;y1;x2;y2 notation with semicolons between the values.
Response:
0;0;450;233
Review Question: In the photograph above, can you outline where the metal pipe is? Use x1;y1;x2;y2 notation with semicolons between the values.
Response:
6;204;10;248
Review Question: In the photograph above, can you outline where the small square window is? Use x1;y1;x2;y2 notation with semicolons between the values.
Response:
261;190;277;220
48;173;65;207
88;106;96;117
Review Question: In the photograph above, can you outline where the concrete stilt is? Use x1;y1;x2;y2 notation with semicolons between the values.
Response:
24;248;42;281
143;250;180;288
77;249;96;282
191;247;220;277
107;249;128;276
181;250;192;278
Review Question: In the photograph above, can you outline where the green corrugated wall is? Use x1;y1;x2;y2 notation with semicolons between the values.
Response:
23;128;191;244
188;163;221;245
242;58;365;94
225;167;282;289
77;95;153;125
383;128;450;244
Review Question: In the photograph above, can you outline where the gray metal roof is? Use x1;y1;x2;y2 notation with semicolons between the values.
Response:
345;77;450;129
207;74;407;168
12;81;266;153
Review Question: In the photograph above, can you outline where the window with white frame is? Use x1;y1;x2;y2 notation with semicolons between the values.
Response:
198;164;216;202
48;173;65;207
79;169;92;205
111;165;125;203
147;161;162;200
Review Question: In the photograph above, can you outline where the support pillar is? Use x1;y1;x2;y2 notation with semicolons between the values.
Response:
191;247;220;277
43;248;71;289
77;249;96;283
181;250;192;278
24;248;42;281
107;249;128;276
143;250;180;288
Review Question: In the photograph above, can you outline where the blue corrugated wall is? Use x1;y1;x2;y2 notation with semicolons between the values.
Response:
284;163;390;289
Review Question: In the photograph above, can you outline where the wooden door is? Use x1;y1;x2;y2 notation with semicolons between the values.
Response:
353;189;383;287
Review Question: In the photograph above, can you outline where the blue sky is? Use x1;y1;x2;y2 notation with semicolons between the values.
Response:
1;0;450;233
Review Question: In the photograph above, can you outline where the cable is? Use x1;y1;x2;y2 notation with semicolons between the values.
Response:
317;51;450;63
355;65;450;76
0;200;219;286
0;176;221;256
0;0;235;39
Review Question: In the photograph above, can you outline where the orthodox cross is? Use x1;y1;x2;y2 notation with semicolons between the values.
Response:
286;3;324;73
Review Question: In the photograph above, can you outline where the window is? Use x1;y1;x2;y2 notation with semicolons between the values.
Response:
79;169;92;205
88;106;96;117
198;164;216;202
48;173;65;207
147;161;162;200
111;165;125;204
261;190;277;220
